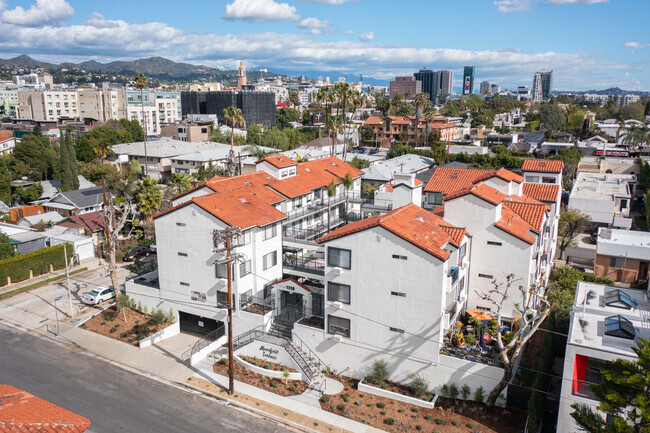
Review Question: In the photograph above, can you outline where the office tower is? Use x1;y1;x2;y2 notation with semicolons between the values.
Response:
413;69;453;104
389;76;421;100
480;81;491;95
438;70;453;100
462;66;475;95
532;70;553;101
181;91;276;127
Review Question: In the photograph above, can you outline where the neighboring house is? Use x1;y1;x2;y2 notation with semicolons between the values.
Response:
18;211;64;228
0;384;91;432
39;175;96;201
362;154;435;189
594;228;649;289
568;172;636;229
557;281;648;433
8;231;48;254
370;173;423;216
363;116;461;147
0;135;15;155
170;144;277;176
577;157;641;177
300;137;345;155
44;186;105;217
45;228;96;261
58;210;106;247
8;205;46;222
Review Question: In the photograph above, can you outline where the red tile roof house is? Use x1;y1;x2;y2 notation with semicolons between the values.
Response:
124;156;365;362
0;384;91;432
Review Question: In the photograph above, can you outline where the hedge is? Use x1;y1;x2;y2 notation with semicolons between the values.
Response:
0;243;73;286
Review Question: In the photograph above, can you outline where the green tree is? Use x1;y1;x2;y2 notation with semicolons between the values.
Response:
558;207;591;259
289;91;300;108
223;106;245;176
349;157;370;169
539;104;567;132
167;173;191;196
276;107;300;128
65;128;79;190
261;127;291;150
17;182;43;203
118;119;144;142
0;232;15;260
135;177;162;238
59;129;72;190
376;96;390;116
326;180;337;232
13;134;60;181
340;172;354;223
247;123;262;145
571;338;650;433
619;101;645;121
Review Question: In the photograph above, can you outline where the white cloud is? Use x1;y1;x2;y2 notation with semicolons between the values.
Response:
1;0;74;26
494;0;534;12
222;0;298;22
297;0;355;4
343;30;357;35
298;17;330;28
359;32;374;41
545;0;608;4
309;28;336;35
624;41;650;49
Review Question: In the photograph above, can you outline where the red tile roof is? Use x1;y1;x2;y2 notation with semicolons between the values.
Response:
363;116;382;126
58;210;106;233
316;203;466;261
495;206;537;244
9;205;46;222
256;155;297;168
424;167;523;194
502;200;547;231
444;182;510;206
156;157;362;229
522;183;560;203
0;385;91;432
521;159;564;173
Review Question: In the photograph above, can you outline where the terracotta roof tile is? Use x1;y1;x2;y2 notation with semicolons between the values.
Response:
522;159;564;173
0;385;91;432
494;206;537;244
256;155;297;168
424;167;495;194
522;183;560;203
316;203;466;261
363;116;382;126
502;200;547;231
443;182;510;205
58;210;106;232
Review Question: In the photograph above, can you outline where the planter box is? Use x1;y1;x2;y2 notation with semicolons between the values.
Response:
358;379;435;409
138;321;180;348
233;355;303;381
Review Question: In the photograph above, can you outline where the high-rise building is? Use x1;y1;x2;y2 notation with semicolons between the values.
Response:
438;71;453;101
237;61;247;90
532;70;553;101
480;81;491;95
181;91;276;127
413;69;453;104
389;76;421;100
462;66;475;95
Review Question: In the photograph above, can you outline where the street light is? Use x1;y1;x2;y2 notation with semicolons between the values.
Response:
54;296;63;335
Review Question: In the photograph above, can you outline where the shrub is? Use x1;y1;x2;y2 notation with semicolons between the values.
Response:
473;386;485;403
440;383;450;398
383;418;396;426
264;364;272;370
359;393;365;398
452;420;459;426
321;396;330;403
337;404;346;411
355;401;361;406
270;381;278;388
461;384;471;399
376;402;386;409
398;409;404;413
166;308;176;323
288;385;296;392
151;308;165;325
100;321;106;325
449;382;459;399
0;243;73;285
416;426;423;431
137;301;143;312
120;333;127;338
424;415;432;421
341;393;350;402
409;374;429;397
380;411;386;415
435;419;445;425
368;359;388;385
412;408;419;413
467;423;475;429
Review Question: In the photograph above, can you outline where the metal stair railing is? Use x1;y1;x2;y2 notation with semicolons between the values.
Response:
189;327;224;359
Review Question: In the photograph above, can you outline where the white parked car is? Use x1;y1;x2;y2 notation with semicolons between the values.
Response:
82;286;115;305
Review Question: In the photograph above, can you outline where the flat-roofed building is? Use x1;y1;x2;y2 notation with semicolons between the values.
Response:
594;228;649;288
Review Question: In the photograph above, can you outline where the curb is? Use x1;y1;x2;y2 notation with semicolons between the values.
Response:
182;382;317;433
0;267;90;300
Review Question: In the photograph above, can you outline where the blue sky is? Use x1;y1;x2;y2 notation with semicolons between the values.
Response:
0;0;648;90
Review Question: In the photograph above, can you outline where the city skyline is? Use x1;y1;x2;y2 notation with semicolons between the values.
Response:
0;0;647;91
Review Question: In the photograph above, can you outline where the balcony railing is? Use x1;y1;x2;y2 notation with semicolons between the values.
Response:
449;266;459;285
346;191;392;211
572;380;598;401
283;218;343;241
282;255;325;276
284;194;346;221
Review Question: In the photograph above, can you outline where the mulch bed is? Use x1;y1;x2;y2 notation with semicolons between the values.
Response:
213;359;308;396
319;375;526;433
239;355;297;372
80;307;164;346
362;378;434;402
243;303;273;315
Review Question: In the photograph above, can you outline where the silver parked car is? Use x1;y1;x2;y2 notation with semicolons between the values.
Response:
82;286;115;305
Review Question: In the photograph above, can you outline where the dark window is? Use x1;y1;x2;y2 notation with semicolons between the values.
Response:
392;254;407;260
178;252;188;257
327;247;351;269
239;260;252;277
610;257;624;268
263;251;277;270
389;327;405;334
176;222;186;227
478;273;494;279
328;315;350;338
391;291;406;297
487;241;502;246
542;177;556;184
215;263;228;278
264;224;277;240
328;282;351;304
180;282;189;286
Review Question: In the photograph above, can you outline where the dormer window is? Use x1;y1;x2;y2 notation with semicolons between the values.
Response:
604;289;634;310
604;315;635;340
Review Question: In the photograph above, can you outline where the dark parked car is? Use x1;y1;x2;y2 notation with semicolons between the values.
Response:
123;246;154;261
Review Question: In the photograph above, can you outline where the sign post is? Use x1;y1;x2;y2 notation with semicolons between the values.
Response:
54;296;63;335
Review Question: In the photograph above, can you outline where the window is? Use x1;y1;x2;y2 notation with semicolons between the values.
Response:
215;263;228;278
391;291;406;297
328;315;350;338
428;192;443;205
478;273;494;279
487;241;502;246
263;251;277;270
180;282;189;286
389;327;405;334
542;177;556;184
392;254;407;260
328;282;351;304
604;289;633;309
327;247;351;269
178;252;188;257
217;291;229;308
238;230;251;245
264;224;277;240
609;257;624;268
604;315;635;340
176;222;186;227
525;175;540;183
239;260;251;277
458;243;467;263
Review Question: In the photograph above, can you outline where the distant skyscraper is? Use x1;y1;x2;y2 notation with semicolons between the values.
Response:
413;69;453;104
438;71;453;101
389;76;421;100
237;61;247;90
532;70;553;101
480;81;491;95
462;66;475;95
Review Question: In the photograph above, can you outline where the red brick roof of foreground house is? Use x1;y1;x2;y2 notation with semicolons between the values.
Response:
521;159;564;173
522;183;561;203
58;210;106;233
0;384;91;432
255;155;297;168
156;157;362;229
316;203;467;261
363;116;382;126
424;167;523;195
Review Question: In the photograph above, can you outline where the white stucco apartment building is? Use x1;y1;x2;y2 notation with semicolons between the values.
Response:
569;172;636;229
557;281;648;432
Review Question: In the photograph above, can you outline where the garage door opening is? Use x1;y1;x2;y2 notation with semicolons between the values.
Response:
179;312;224;340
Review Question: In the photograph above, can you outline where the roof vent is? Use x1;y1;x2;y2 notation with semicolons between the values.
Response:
305;168;310;172
451;173;459;178
239;198;249;204
415;217;424;223
539;162;545;166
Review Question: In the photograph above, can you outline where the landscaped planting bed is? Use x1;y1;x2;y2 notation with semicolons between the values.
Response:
80;307;165;346
361;377;434;403
319;375;526;433
242;303;272;315
213;358;308;396
238;355;297;372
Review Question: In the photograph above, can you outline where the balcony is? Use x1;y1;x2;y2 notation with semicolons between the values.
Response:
283;217;344;243
572;380;598;401
284;194;346;223
449;266;459;285
346;191;392;211
282;252;325;276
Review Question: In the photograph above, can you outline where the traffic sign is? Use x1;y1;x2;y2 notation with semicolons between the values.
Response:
54;296;63;301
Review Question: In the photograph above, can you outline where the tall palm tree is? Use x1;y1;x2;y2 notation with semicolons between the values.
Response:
318;86;335;139
391;94;404;115
168;173;192;196
335;83;353;151
340;172;354;224
223;106;245;176
326;180;337;232
328;115;343;157
135;177;162;238
134;73;149;176
376;96;390;116
424;110;437;146
413;92;430;146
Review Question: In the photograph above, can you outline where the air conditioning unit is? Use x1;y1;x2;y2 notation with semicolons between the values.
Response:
330;268;342;277
332;301;342;309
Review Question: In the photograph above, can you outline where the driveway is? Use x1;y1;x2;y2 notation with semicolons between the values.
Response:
565;232;597;265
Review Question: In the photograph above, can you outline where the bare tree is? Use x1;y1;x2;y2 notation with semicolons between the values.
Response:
479;273;550;412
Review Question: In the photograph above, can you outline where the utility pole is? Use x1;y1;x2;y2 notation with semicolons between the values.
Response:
63;243;73;317
213;227;243;395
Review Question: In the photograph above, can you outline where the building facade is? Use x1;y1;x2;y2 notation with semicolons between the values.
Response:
388;77;421;100
462;66;475;95
181;91;276;127
532;70;553;102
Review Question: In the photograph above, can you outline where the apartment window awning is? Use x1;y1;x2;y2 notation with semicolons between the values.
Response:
604;315;635;340
604;289;634;310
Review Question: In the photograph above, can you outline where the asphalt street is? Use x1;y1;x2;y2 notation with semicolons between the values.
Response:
0;324;291;433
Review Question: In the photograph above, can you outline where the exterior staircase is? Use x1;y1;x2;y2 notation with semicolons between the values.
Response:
268;317;294;339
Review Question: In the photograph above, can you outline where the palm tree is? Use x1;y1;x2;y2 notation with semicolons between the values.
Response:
328;115;343;157
335;83;353;153
135;177;162;238
134;73;148;176
318;86;335;139
376;96;390;116
413;92;430;146
349;91;367;152
289;91;300;108
326;180;337;232
223;106;245;176
424;110;437;146
340;172;354;223
168;173;191;196
391;94;404;115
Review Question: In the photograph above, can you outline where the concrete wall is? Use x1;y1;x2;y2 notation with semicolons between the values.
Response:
594;254;643;284
138;321;180;348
